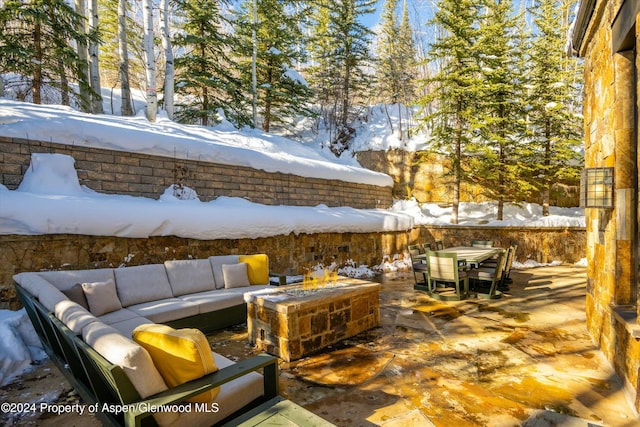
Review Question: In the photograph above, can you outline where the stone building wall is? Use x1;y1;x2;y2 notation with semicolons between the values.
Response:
0;136;391;209
573;0;640;413
0;226;585;310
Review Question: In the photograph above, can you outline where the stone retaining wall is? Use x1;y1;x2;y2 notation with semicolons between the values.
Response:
0;226;586;310
0;136;391;209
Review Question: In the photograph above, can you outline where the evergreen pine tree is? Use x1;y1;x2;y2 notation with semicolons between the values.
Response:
234;0;315;133
306;0;341;133
377;0;400;108
527;0;583;215
307;0;376;155
418;0;483;224
397;0;417;108
172;0;250;127
471;0;532;220
0;0;96;107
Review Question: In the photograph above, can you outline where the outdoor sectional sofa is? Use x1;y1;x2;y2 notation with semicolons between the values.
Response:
13;254;282;427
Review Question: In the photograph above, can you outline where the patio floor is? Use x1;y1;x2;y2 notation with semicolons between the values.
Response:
2;265;639;426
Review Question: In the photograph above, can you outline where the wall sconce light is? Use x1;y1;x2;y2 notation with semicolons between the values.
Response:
581;167;614;208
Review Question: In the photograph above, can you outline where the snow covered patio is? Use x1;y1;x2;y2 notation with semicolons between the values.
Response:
2;264;637;427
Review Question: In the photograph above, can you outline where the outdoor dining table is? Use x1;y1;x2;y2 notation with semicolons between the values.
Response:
417;246;505;267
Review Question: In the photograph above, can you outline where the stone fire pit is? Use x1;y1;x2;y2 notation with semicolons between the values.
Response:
245;278;380;362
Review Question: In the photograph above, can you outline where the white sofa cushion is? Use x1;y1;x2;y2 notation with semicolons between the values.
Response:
37;268;116;292
114;264;174;307
178;285;271;314
178;291;246;314
164;259;216;296
126;298;200;324
39;285;68;312
82;322;169;399
164;352;264;427
13;272;54;299
82;322;179;426
209;255;239;289
98;308;140;325
109;317;154;338
54;300;99;334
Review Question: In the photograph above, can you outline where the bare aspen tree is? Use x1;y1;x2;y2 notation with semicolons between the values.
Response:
143;0;157;122
88;0;103;113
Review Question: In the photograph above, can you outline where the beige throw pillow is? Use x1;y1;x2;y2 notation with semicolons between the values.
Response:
82;278;122;316
222;263;251;289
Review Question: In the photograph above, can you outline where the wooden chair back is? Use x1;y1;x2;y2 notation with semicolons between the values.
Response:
471;240;493;248
427;250;460;282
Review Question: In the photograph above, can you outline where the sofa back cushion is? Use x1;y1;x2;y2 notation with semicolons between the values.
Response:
37;268;116;292
82;322;169;400
238;254;270;285
209;255;239;289
114;264;174;307
132;324;220;403
164;259;216;296
54;300;99;334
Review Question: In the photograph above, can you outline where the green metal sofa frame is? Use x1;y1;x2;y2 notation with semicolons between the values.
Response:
15;283;279;427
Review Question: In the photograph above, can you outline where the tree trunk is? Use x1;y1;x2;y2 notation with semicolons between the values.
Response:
33;22;42;104
59;57;70;106
143;0;157;122
75;0;91;112
160;0;174;119
118;0;133;116
88;0;103;113
542;121;551;216
397;103;403;140
452;137;461;225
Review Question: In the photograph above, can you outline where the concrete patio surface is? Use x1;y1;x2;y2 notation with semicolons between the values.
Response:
2;265;639;426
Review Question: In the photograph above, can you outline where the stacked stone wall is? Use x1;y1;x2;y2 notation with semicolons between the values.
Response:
356;149;580;207
0;136;391;209
577;0;640;413
0;226;585;310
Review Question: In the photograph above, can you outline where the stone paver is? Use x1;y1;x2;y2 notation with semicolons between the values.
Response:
2;265;638;426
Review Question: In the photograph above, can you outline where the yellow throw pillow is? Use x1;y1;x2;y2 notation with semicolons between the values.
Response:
238;254;270;285
132;324;219;403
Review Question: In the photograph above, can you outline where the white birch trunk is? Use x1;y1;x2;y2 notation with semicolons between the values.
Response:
160;0;174;119
88;0;103;114
118;0;133;116
143;0;157;122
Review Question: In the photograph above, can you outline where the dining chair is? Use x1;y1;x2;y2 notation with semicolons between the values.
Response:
499;245;517;290
408;244;422;253
434;240;444;250
422;242;432;253
408;245;429;290
424;250;468;300
468;249;507;299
